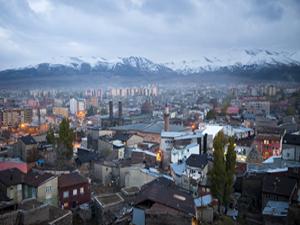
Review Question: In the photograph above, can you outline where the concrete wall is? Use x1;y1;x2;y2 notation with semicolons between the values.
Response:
196;207;213;223
127;135;143;147
94;162;120;186
123;167;156;188
0;210;19;225
23;204;50;225
7;184;23;203
282;144;300;162
37;177;58;206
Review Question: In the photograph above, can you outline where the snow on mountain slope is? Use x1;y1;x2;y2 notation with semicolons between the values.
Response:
165;49;300;74
3;49;300;76
23;55;169;73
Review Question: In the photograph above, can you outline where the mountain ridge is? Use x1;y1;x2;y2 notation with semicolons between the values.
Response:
0;49;300;87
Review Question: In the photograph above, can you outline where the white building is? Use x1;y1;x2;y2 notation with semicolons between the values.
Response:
70;98;77;115
70;98;86;115
171;143;199;163
223;125;254;139
160;131;206;168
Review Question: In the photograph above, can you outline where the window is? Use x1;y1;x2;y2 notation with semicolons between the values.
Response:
73;189;77;196
45;186;52;193
63;191;69;198
80;187;84;194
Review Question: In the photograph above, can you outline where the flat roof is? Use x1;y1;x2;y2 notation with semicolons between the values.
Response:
95;193;124;208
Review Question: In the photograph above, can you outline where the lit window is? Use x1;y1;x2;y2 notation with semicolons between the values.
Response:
63;191;69;198
73;189;77;196
80;187;84;194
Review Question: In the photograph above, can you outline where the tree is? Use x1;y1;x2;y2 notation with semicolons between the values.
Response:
58;118;74;159
286;105;296;116
224;137;236;211
206;109;216;120
87;105;98;117
210;131;227;212
46;127;55;144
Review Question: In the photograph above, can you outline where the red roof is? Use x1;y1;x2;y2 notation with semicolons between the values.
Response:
226;106;239;115
0;162;29;173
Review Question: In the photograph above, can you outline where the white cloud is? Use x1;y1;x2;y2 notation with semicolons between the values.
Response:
27;0;53;14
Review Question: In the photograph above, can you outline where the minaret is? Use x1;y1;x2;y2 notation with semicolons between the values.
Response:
163;104;170;132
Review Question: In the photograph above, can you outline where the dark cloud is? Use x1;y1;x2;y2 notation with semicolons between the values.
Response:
0;0;299;69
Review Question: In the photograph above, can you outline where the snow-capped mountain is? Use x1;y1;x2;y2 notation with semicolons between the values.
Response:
165;49;300;75
24;56;172;74
0;49;300;88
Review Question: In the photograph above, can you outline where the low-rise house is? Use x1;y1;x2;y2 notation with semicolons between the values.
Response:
58;173;91;209
18;135;38;163
223;125;254;140
0;168;24;203
171;143;200;164
112;140;125;159
282;134;300;162
0;198;72;225
262;174;297;208
170;154;209;193
194;194;214;223
130;148;156;167
94;193;125;225
113;133;144;147
254;126;285;160
23;171;58;206
134;177;196;225
75;148;101;176
186;154;209;185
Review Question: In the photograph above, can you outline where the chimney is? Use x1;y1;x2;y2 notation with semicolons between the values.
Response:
118;101;122;119
109;101;113;119
197;137;202;154
164;104;170;131
37;107;41;126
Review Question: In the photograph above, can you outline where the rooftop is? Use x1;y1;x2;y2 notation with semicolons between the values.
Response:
0;161;28;173
283;134;300;146
24;171;54;187
135;177;195;216
263;175;297;197
58;172;88;188
186;154;208;169
94;193;124;208
112;121;187;134
262;201;289;217
0;168;24;186
20;135;37;145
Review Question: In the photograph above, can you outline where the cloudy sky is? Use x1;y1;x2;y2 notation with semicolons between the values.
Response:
0;0;300;69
